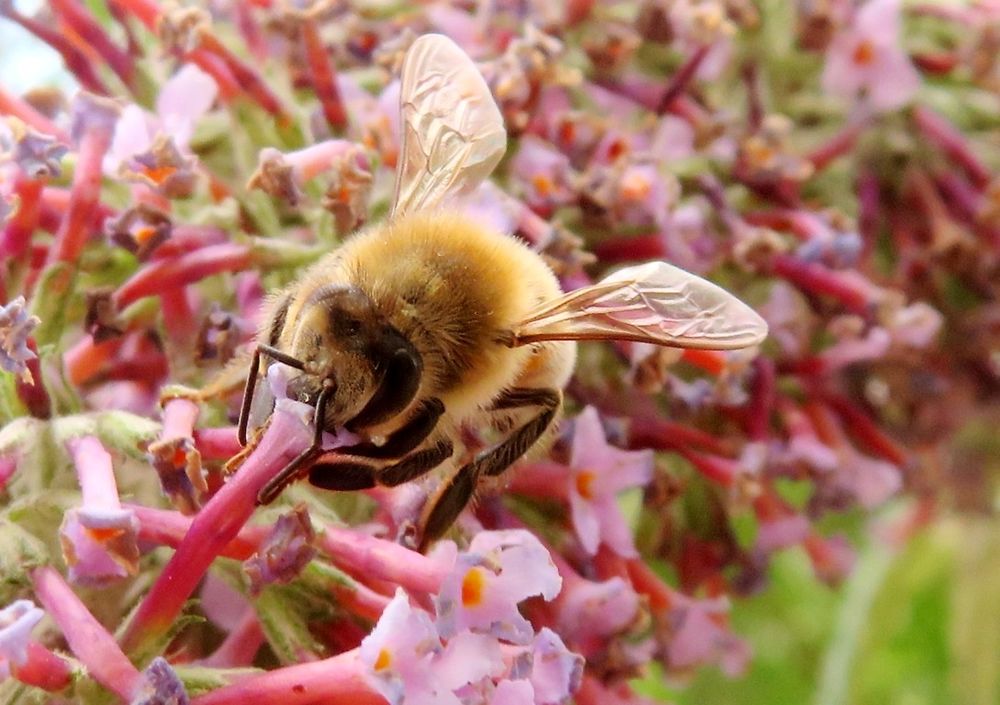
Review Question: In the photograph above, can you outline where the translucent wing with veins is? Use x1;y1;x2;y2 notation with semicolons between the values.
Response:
391;34;507;217
509;261;769;349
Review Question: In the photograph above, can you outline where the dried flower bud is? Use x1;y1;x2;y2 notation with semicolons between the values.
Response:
119;135;198;199
147;434;205;515
85;288;125;342
105;204;173;260
247;148;301;205
322;147;373;234
244;505;317;595
195;305;239;366
157;3;210;54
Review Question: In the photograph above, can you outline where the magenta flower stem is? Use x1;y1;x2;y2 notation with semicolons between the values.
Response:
201;608;265;668
592;232;668;262
120;407;311;655
193;426;242;460
0;88;68;141
0;456;15;491
0;6;109;94
161;398;199;440
129;504;265;560
31;566;141;700
160;287;199;348
113;243;252;308
50;0;136;91
301;17;349;131
770;253;873;315
318;526;450;595
912;105;991;189
49;120;115;265
744;357;776;442
11;641;74;691
657;44;710;115
808;119;866;172
198;32;290;122
0;177;44;260
68;436;121;509
628;416;731;456
285;140;361;182
192;649;384;705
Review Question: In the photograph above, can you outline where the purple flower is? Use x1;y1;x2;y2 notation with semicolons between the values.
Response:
0;600;44;680
59;436;140;586
568;407;654;557
0;296;39;382
436;529;561;645
131;657;189;705
821;0;921;112
0;118;69;179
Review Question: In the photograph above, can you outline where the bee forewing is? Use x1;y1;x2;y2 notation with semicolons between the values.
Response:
391;34;507;217
511;261;769;350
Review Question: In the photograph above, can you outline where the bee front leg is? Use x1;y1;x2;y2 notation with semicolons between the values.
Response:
306;437;452;491
340;398;445;460
417;387;561;550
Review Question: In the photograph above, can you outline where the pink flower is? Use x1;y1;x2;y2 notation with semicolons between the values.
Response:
569;407;654;557
511;136;576;213
0;600;44;680
436;530;562;644
664;594;749;677
59;436;140;586
528;628;584;705
821;0;921;112
359;589;503;705
104;63;217;175
557;577;643;653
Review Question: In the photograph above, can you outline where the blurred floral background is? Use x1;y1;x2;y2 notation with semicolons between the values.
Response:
0;1;997;704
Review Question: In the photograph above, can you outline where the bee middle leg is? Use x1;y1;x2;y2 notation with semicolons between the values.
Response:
417;387;561;550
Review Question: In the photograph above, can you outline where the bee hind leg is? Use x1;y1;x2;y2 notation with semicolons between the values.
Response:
417;387;561;551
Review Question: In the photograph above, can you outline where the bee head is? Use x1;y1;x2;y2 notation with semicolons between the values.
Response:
288;285;422;431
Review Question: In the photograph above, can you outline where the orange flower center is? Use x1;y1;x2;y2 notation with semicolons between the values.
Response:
373;648;392;671
134;225;159;245
461;567;487;607
620;172;651;201
575;470;597;500
143;165;178;184
852;40;876;66
85;526;125;542
532;174;554;197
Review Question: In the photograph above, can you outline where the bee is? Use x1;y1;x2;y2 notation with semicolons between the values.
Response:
241;34;768;549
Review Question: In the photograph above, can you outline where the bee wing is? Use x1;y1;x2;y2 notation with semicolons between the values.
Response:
510;261;769;350
391;34;507;217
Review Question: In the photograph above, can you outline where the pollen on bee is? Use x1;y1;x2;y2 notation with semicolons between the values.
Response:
373;648;392;671
461;566;487;607
575;470;597;500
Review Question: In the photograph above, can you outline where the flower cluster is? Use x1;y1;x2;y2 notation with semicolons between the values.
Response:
0;0;997;703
